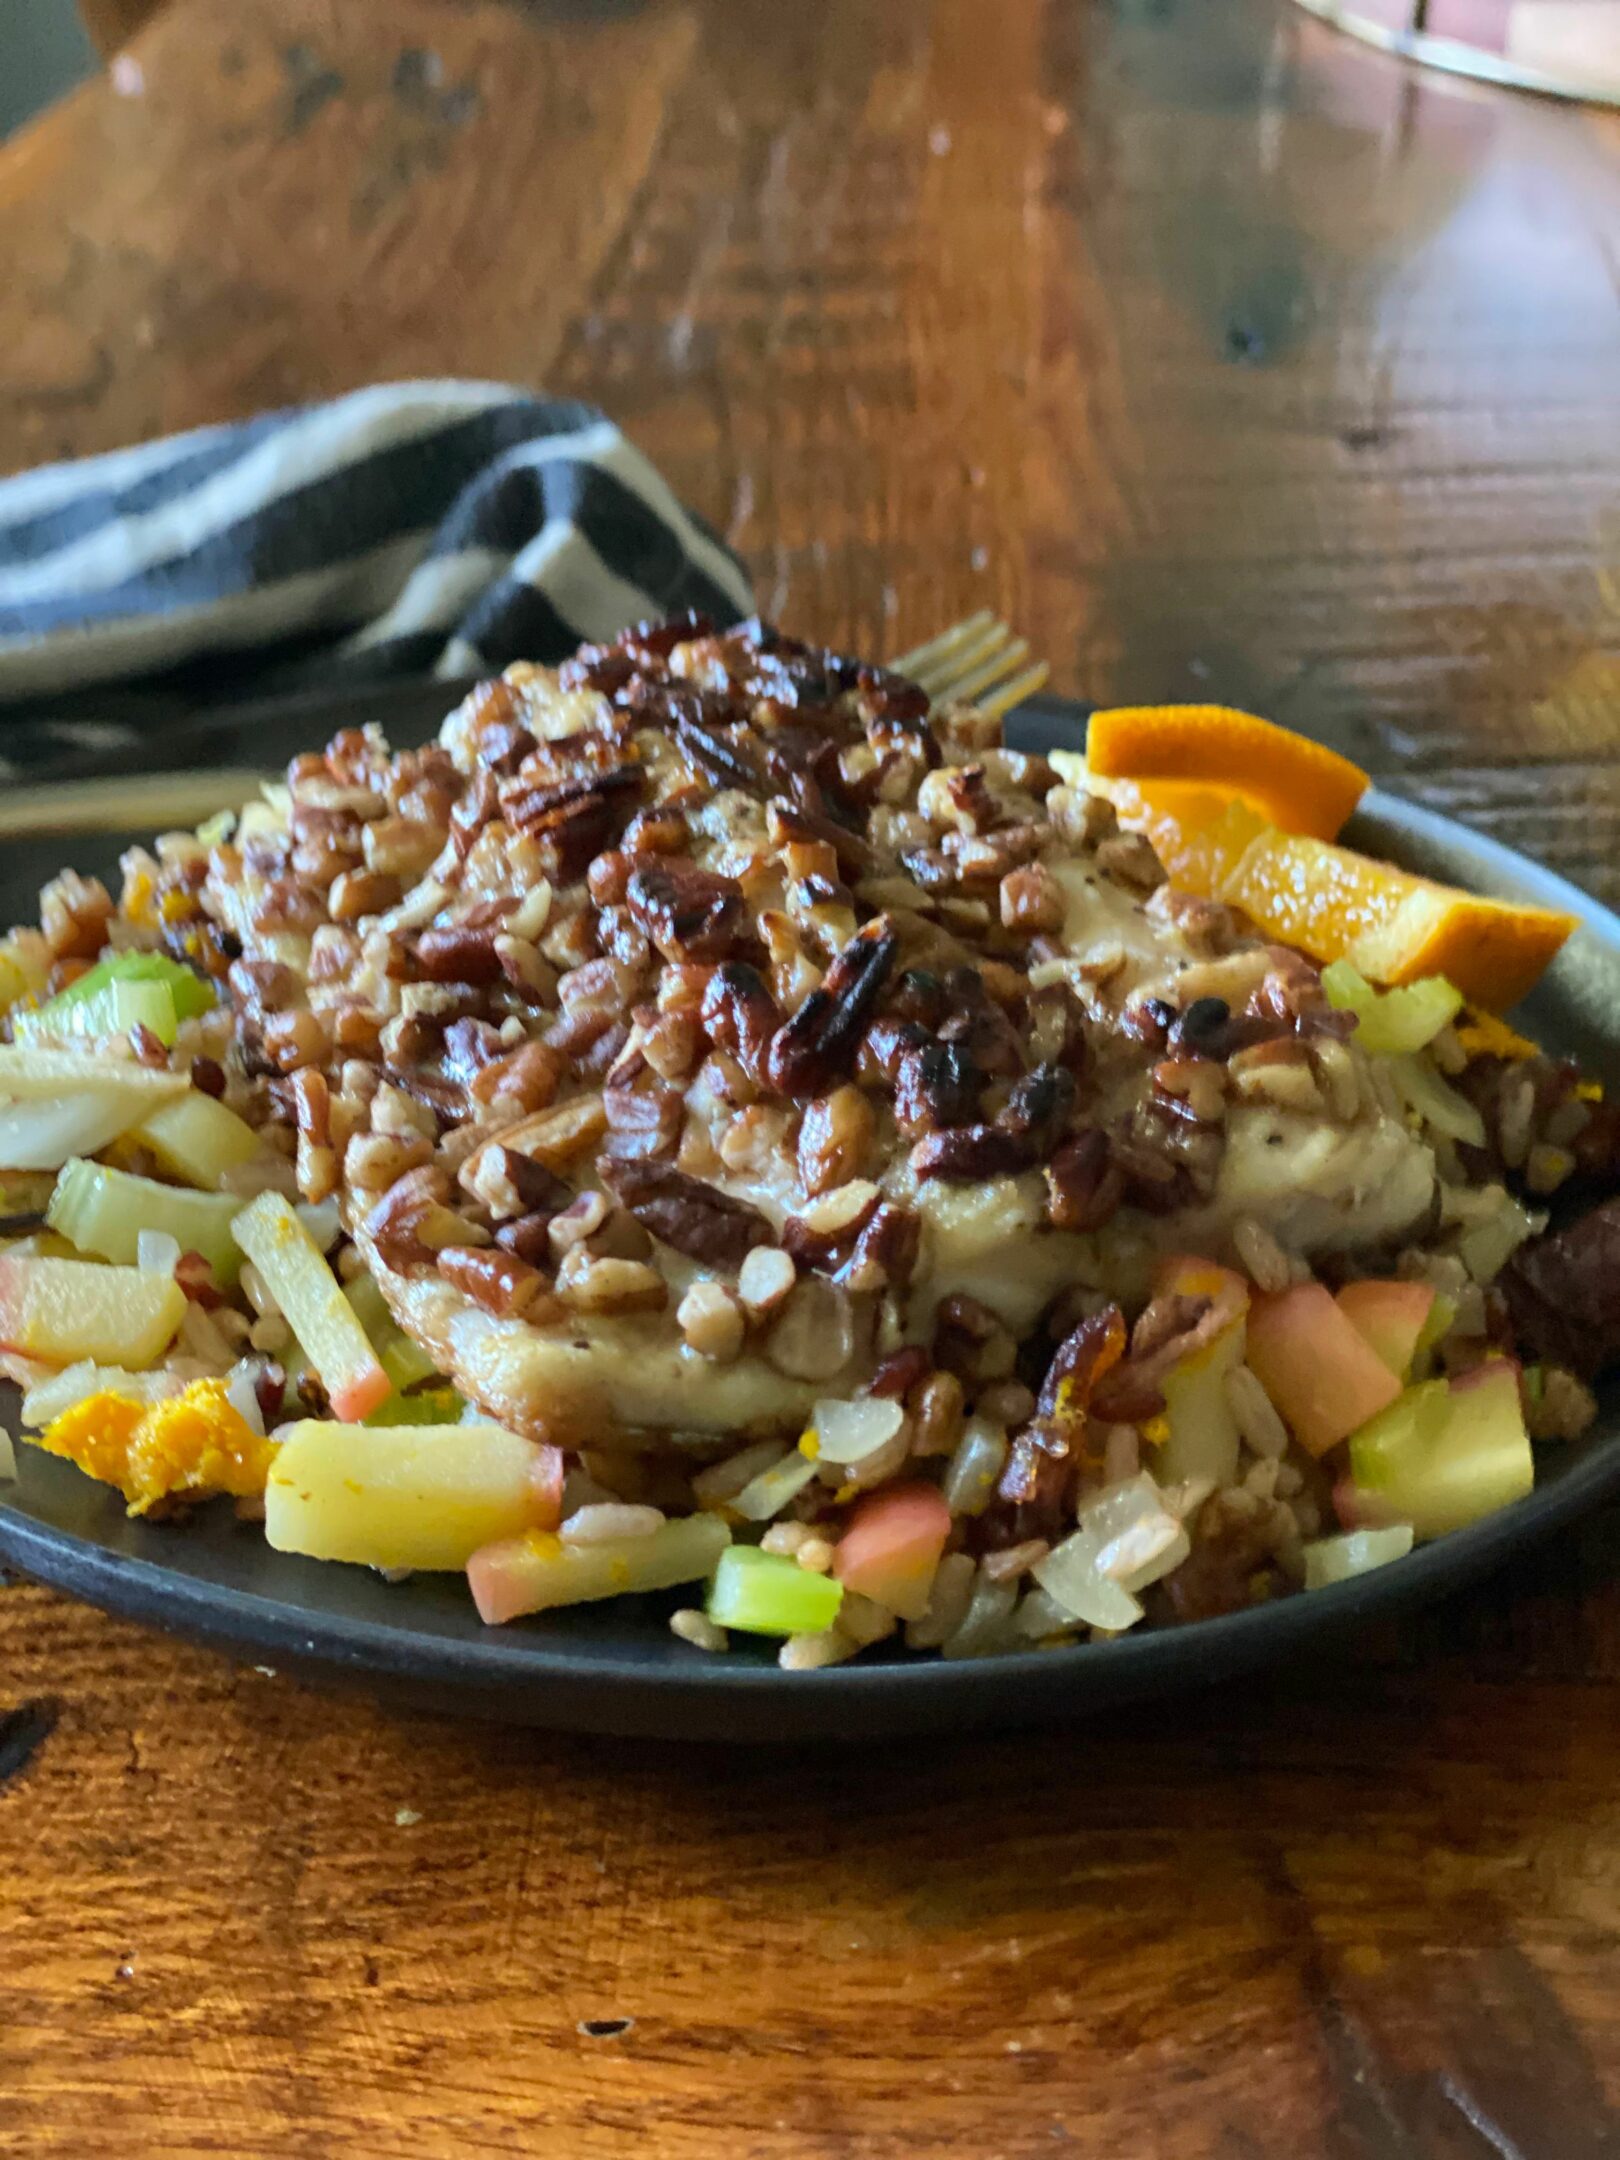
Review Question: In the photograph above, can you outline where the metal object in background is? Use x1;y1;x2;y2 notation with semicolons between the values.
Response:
1294;0;1620;107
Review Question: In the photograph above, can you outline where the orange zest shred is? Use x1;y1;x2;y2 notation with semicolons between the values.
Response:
1084;704;1368;840
39;1378;273;1517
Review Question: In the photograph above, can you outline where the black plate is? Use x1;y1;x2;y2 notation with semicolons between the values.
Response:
1;698;1617;1739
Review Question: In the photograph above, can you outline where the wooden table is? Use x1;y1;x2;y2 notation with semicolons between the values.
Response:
4;2;1620;2151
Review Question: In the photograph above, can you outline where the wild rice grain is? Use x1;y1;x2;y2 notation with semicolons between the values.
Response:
1225;1364;1290;1458
669;1608;728;1653
1233;1217;1292;1295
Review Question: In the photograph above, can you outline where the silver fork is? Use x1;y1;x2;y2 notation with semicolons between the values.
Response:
890;611;1049;717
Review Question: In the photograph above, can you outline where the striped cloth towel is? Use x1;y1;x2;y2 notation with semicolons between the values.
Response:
0;381;753;709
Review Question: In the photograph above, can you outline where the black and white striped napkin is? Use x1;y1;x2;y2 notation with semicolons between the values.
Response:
0;380;753;770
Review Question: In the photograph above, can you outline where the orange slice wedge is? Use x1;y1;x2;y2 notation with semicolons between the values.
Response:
1221;832;1576;1011
1085;705;1367;840
1092;778;1272;900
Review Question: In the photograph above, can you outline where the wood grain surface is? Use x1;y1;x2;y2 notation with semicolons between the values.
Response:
3;2;1620;2154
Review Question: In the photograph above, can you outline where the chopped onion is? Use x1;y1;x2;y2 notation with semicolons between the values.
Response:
732;1450;821;1522
295;1199;343;1254
0;1426;15;1482
692;1440;787;1506
942;1417;1008;1515
20;1359;180;1429
1389;1054;1487;1148
1015;1584;1077;1640
560;1502;666;1544
1080;1473;1191;1593
1033;1527;1145;1632
1302;1524;1414;1590
225;1360;267;1438
807;1396;904;1465
137;1228;182;1276
940;1572;1020;1660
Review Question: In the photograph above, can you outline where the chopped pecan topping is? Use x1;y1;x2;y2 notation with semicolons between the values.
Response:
700;962;781;1086
911;1124;1033;1182
598;1159;773;1268
626;859;747;962
601;1083;684;1163
893;1040;983;1133
1045;1130;1126;1232
438;1245;554;1321
765;915;899;1098
414;925;504;985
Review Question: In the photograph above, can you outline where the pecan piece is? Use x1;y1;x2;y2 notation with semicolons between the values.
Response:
832;1202;920;1294
412;925;505;987
910;1124;1034;1182
700;963;780;1086
598;1159;773;1268
996;1062;1076;1151
626;859;747;962
438;1245;554;1321
893;1041;983;1133
1045;1130;1126;1232
765;916;899;1099
601;1083;684;1163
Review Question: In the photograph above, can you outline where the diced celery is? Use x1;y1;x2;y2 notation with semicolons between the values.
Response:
365;1387;464;1427
345;1269;443;1394
1348;1365;1532;1538
135;1090;262;1190
1302;1524;1415;1590
47;1156;244;1282
1409;1290;1457;1380
1321;962;1463;1056
705;1545;845;1637
54;952;214;1022
13;978;177;1048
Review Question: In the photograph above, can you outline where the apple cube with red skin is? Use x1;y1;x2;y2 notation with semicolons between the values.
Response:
0;1254;186;1368
1245;1283;1403;1457
468;1513;731;1626
832;1482;953;1620
231;1191;388;1421
1346;1360;1532;1538
1335;1279;1437;1382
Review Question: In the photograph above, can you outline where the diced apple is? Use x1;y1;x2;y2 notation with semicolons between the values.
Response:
832;1482;952;1620
1347;1361;1533;1537
1158;1319;1247;1487
135;1090;264;1190
1245;1283;1403;1457
232;1192;388;1420
0;1255;186;1368
1335;1279;1437;1382
265;1421;565;1571
468;1514;731;1626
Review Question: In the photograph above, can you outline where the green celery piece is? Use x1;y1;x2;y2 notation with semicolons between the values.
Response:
54;951;215;1022
706;1545;844;1637
46;1155;244;1281
15;977;177;1048
344;1272;443;1394
1321;961;1463;1056
1408;1290;1457;1381
365;1387;465;1428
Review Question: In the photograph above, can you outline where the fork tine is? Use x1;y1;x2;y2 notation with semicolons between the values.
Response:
911;620;1014;699
889;610;995;680
974;658;1050;718
941;637;1033;706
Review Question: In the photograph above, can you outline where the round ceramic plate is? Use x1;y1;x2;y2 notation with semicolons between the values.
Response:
1;700;1617;1740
